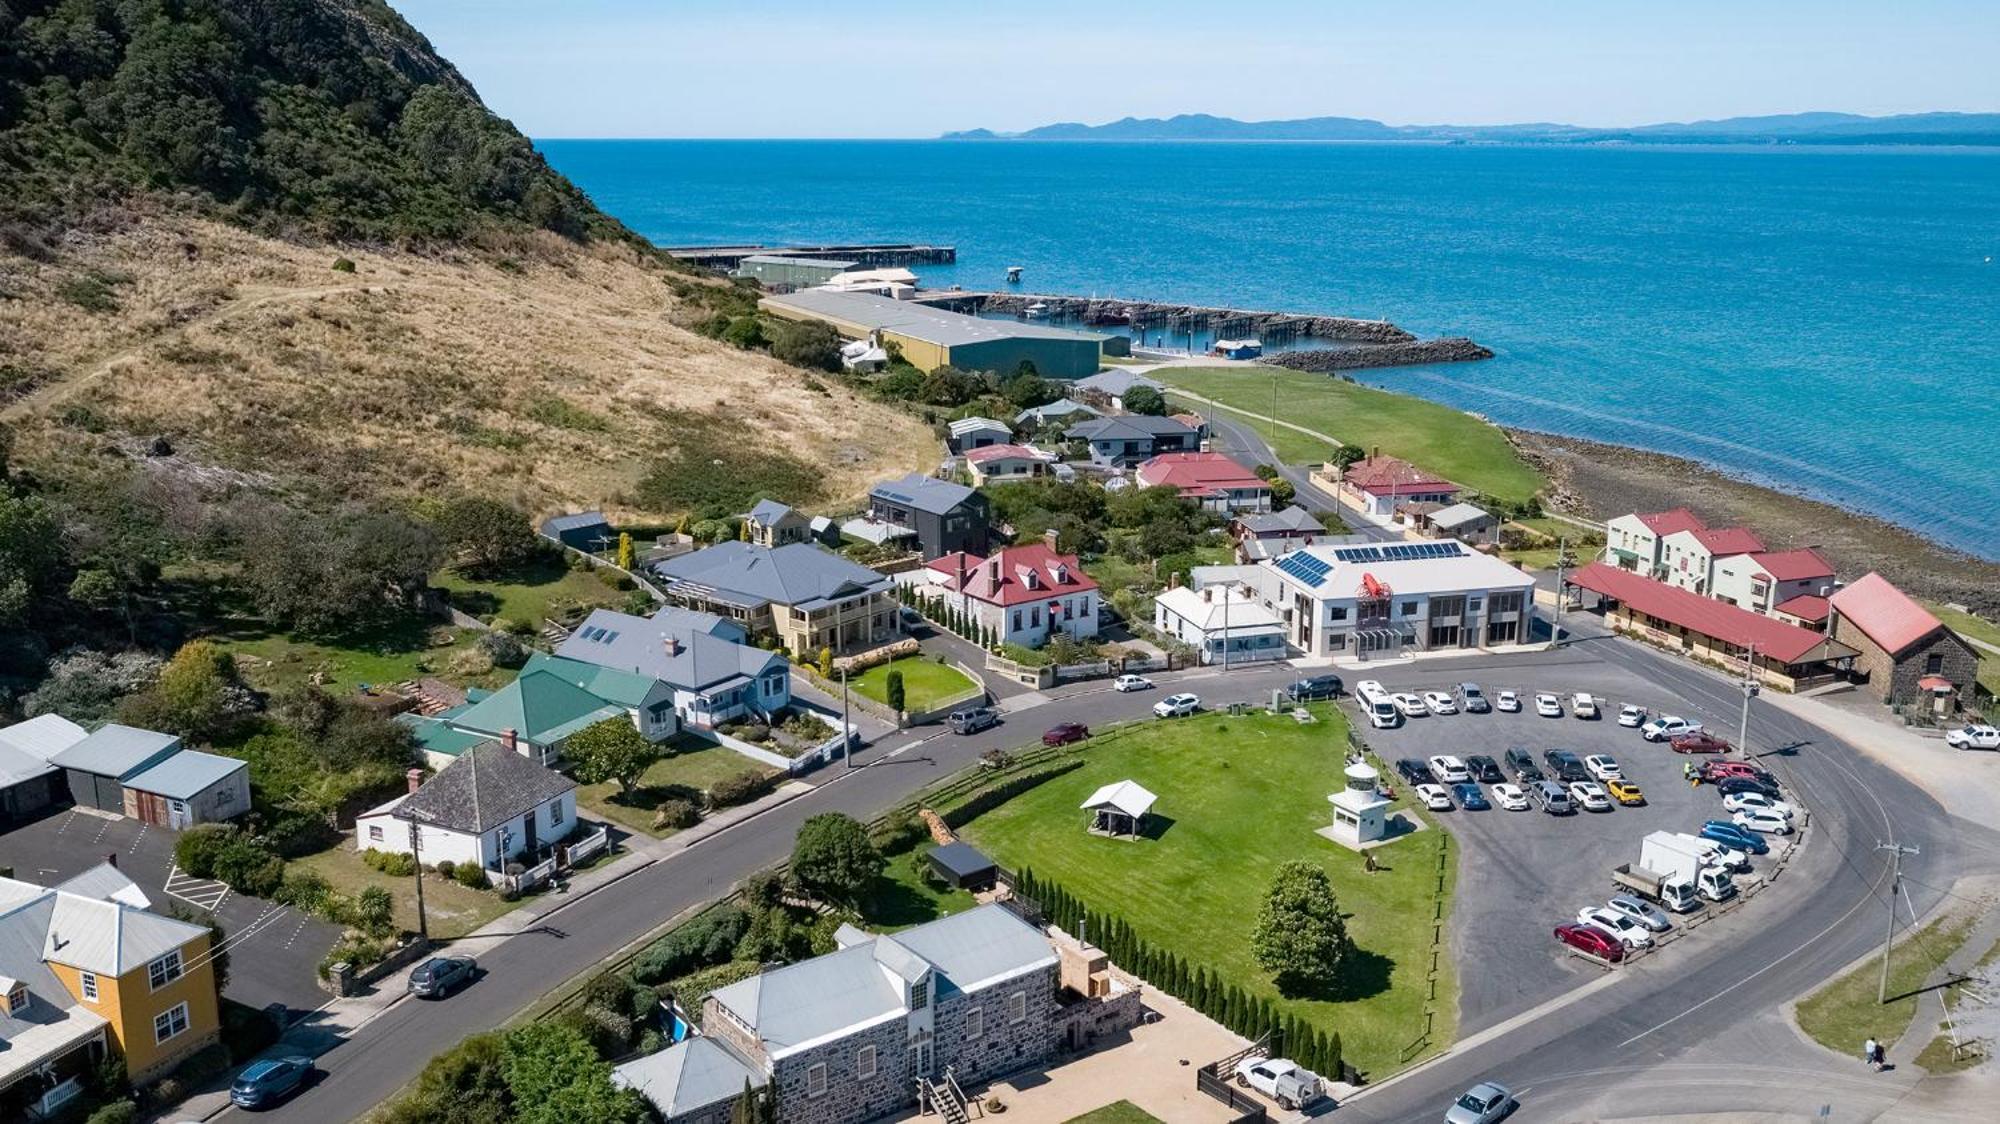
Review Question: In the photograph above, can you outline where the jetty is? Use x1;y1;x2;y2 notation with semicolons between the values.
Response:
916;290;1416;346
663;242;956;271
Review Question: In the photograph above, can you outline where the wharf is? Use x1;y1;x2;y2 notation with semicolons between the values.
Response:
664;243;956;270
917;290;1416;345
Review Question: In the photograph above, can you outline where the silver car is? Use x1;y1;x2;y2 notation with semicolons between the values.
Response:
1607;894;1672;933
1445;1081;1516;1124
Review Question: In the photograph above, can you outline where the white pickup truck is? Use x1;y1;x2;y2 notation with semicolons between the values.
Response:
1235;1056;1324;1111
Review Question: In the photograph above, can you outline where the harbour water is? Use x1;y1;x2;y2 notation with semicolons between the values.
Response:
539;139;2000;559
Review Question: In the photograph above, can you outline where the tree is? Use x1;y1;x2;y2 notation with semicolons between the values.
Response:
353;885;395;937
500;1022;646;1124
884;669;906;712
1121;385;1167;415
0;493;64;624
615;531;634;571
563;718;659;797
1001;370;1053;409
721;316;767;351
817;646;833;678
23;648;163;723
1269;476;1297;506
789;812;884;905
918;366;981;407
118;640;257;743
1251;860;1354;994
435;497;539;576
769;318;842;371
1331;443;1368;470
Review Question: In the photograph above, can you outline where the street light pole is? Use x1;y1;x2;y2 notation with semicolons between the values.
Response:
841;664;853;770
1737;643;1759;754
1550;536;1570;649
1875;841;1920;1003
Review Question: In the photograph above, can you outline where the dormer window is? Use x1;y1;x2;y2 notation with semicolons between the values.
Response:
5;983;28;1014
910;977;930;1011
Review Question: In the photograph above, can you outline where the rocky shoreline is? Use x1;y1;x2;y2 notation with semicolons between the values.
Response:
1268;338;1494;371
1510;429;2000;617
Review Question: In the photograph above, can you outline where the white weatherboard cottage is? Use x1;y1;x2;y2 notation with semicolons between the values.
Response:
354;741;577;880
1153;584;1287;664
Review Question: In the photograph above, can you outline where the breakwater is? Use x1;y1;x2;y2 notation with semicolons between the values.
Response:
920;291;1418;345
1269;338;1494;371
664;243;956;270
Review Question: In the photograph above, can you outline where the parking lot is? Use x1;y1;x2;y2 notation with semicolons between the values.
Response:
0;808;341;1015
1349;657;1800;1035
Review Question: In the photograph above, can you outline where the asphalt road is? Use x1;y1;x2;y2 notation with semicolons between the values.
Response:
1182;396;1400;543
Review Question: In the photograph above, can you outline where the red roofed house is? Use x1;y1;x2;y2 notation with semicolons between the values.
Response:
1336;455;1458;517
924;539;1100;648
963;444;1058;487
1603;508;1708;579
1710;548;1837;618
1660;526;1767;596
1827;573;1979;712
1135;452;1272;514
1564;562;1858;690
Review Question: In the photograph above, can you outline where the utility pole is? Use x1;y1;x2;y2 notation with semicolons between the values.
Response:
1876;841;1920;1003
841;664;853;770
1550;536;1570;649
407;816;429;943
1737;643;1759;754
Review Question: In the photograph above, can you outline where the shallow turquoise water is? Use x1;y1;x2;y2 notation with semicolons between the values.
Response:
538;139;2000;559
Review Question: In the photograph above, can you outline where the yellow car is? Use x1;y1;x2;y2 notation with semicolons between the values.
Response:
1606;779;1646;806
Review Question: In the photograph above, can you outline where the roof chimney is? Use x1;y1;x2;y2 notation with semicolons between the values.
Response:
407;768;424;795
664;634;683;657
105;853;117;869
502;728;519;754
1043;527;1060;551
1202;587;1213;603
986;557;1001;584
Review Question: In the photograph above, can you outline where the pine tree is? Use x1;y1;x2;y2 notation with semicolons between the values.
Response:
1327;1030;1344;1078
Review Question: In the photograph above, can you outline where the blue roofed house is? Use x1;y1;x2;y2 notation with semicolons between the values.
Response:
1014;397;1102;432
652;543;902;657
613;1034;768;1124
48;725;182;815
745;500;814;549
539;510;615;552
556;607;791;729
1064;415;1199;467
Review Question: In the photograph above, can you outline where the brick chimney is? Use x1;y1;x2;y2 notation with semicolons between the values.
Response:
1043;527;1060;551
985;557;1002;584
664;634;683;657
502;728;519;754
407;768;424;795
105;853;117;869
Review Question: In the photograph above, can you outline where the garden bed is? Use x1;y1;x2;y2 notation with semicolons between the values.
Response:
573;741;781;838
849;655;980;712
293;845;517;941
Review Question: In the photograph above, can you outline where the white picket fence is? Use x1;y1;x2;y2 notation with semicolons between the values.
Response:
564;825;609;866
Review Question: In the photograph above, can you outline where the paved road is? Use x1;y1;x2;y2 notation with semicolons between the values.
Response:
1195;407;1399;543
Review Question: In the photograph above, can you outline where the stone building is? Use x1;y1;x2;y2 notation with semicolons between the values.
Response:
1828;572;1980;713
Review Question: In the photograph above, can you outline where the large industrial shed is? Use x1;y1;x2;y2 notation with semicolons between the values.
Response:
760;289;1109;378
733;254;856;288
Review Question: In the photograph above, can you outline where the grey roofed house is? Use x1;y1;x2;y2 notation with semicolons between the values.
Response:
0;744;55;790
1235;506;1325;537
539;510;615;550
707;904;1057;1061
48;724;181;779
869;472;977;518
1015;397;1101;424
52;864;151;909
396;741;576;835
1066;415;1197;442
1429;502;1495;531
654;541;892;613
556;607;782;692
748;498;795;525
1073;369;1163;398
122;750;246;800
613;1035;766;1120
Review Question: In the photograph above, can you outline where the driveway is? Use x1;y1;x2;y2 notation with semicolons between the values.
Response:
0;809;342;1016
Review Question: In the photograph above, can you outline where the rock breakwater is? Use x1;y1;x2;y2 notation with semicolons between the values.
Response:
1269;338;1494;372
926;291;1418;344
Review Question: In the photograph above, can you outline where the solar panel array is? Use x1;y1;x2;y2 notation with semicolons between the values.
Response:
577;626;621;644
1275;552;1334;588
1330;542;1466;564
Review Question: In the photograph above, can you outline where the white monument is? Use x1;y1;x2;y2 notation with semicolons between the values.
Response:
1328;761;1392;845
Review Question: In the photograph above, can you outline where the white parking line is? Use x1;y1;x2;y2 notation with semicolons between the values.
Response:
164;863;230;912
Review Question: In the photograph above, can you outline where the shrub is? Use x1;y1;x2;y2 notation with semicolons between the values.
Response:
707;769;775;809
454;860;491;889
871;811;928;855
884;669;906;712
221;1001;281;1063
445;647;495;678
942;761;1087;829
477;630;527;669
85;1103;137;1124
212;834;284;898
653;799;701;831
174;824;236;879
434;859;456;879
352;886;395;937
332;257;357;273
632;905;750;985
273;868;332;914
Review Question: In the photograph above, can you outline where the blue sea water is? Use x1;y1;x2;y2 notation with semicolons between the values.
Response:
538;140;2000;560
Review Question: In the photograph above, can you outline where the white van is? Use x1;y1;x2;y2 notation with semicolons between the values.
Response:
1354;680;1401;729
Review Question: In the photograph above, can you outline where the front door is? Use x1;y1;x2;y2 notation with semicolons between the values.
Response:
912;1038;934;1079
523;811;539;855
168;799;191;830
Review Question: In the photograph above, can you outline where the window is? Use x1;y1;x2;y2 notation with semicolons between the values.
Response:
1009;990;1027;1023
856;1044;877;1079
910;978;930;1010
368;824;384;842
148;950;183;991
966;1006;984;1040
154;1002;190;1044
806;1063;828;1098
6;984;27;1013
1925;653;1945;675
80;972;98;1002
1327;606;1348;622
1011;610;1022;631
1030;606;1041;627
546;800;563;829
1401;601;1419;617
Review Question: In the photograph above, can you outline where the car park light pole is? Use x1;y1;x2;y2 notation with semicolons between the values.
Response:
1737;643;1759;753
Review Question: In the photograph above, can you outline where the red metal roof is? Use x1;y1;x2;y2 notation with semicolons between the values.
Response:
1635;508;1706;536
1917;676;1956;692
928;543;1098;608
1829;572;1943;656
1772;594;1830;623
1135;452;1268;497
964;443;1051;465
1749;549;1834;582
1341;455;1455;495
1566;562;1846;666
1686;527;1767;556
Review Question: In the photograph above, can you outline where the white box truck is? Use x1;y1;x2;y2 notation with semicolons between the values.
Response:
1626;831;1735;907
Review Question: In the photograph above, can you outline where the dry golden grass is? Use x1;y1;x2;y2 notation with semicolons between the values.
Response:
0;212;934;516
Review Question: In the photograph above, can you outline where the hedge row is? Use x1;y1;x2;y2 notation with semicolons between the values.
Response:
939;759;1086;829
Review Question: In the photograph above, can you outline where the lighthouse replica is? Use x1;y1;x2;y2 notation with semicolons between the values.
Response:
1328;761;1392;846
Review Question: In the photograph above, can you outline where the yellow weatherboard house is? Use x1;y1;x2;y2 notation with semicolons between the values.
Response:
0;863;220;1117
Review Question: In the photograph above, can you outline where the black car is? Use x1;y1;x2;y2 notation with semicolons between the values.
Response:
1505;747;1545;784
1465;754;1505;784
1544;749;1589;782
409;954;477;999
1717;775;1783;799
1287;674;1344;701
1395;758;1435;786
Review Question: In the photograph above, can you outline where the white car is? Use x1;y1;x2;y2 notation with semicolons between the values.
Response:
1153;692;1200;718
1567;780;1612;812
1393;693;1428;717
1492;782;1530;811
1112;673;1154;692
1427;755;1472;784
1584;754;1623;783
1641;715;1701;742
1414;783;1454;811
1606;894;1673;933
1577;905;1655;949
1534;693;1563;718
1422;691;1459;715
1946;724;2000;750
1572;693;1599;719
1722;791;1795;820
1695;838;1750;871
1732;807;1793;836
1617;704;1646;728
1496;690;1522;713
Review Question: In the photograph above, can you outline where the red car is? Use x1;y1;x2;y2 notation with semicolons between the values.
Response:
1554;923;1626;962
1670;732;1732;754
1042;722;1090;747
1701;760;1772;784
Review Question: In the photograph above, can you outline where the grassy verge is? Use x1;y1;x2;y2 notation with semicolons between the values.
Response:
1156;365;1545;504
294;846;517;941
957;707;1454;1077
1924;602;2000;698
1063;1103;1164;1124
1913;927;2000;1073
1794;908;1981;1055
850;656;979;712
573;741;777;838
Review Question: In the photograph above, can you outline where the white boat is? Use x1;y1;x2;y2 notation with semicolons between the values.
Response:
1023;301;1050;319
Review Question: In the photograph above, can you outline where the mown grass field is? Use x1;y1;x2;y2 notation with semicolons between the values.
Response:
1063;1102;1164;1124
1157;365;1545;504
295;845;516;941
959;707;1454;1077
431;556;628;628
850;656;981;712
213;619;491;695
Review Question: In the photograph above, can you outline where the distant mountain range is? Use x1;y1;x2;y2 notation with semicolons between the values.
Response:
942;111;2000;146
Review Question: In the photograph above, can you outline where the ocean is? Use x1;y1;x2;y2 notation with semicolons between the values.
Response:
537;140;2000;560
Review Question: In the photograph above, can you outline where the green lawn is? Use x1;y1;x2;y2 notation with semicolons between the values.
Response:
850;656;980;712
958;707;1454;1077
295;845;518;941
1794;908;1981;1056
1063;1102;1164;1124
1157;365;1546;504
432;554;628;628
574;741;777;838
857;844;979;932
212;619;492;695
1925;602;2000;699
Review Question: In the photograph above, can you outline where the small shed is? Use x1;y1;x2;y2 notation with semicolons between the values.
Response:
48;725;182;813
1081;780;1157;839
122;750;251;828
540;510;615;552
927;841;999;890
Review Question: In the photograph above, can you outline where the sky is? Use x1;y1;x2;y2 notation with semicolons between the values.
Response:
392;1;2000;139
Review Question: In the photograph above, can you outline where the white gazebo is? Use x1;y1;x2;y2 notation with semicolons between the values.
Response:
1328;762;1392;845
1081;780;1158;839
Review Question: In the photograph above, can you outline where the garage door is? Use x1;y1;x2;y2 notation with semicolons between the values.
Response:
66;770;123;812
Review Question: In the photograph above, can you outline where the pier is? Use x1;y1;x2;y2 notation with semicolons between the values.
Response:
916;290;1418;345
663;242;956;271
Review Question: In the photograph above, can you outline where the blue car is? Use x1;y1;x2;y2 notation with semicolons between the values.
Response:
1452;783;1490;810
1700;820;1769;855
231;1056;314;1110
